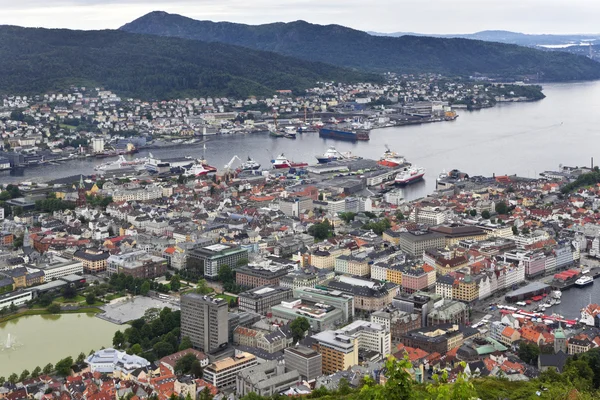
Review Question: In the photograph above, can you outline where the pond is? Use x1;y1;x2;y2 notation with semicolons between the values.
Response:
0;313;120;378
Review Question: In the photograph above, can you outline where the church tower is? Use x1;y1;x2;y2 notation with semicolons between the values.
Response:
76;175;87;207
554;323;567;354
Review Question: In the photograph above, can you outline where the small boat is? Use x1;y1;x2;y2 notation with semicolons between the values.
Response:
555;300;561;305
284;126;297;139
316;146;343;163
576;276;594;287
551;290;562;299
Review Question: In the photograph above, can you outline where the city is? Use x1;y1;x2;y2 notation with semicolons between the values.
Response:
2;1;600;400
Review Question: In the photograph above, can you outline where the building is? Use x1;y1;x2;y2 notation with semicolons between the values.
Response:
453;276;479;303
327;276;398;312
401;266;431;293
279;197;314;218
279;268;334;290
402;324;473;354
236;360;301;397
554;325;567;354
568;336;593;355
37;255;83;281
235;260;295;288
429;225;487;246
284;346;322;381
436;275;455;299
181;293;228;353
426;300;470;326
370;308;421;345
107;250;168;279
423;249;469;275
397;231;445;257
294;287;355;322
335;319;391;356
0;290;33;310
409;206;447;225
203;352;258;389
85;348;150;374
187;244;248;279
312;330;358;374
160;349;209;373
237;285;293;314
73;248;110;273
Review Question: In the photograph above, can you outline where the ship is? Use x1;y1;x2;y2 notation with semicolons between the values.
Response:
145;153;194;173
377;147;407;167
550;290;562;299
395;165;426;185
183;163;217;177
575;275;594;287
284;127;297;139
315;146;359;164
239;157;261;171
271;153;309;169
318;125;370;142
95;155;147;172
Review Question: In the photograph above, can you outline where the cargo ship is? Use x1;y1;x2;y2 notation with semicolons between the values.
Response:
319;126;370;142
378;147;407;167
271;154;309;169
395;165;425;185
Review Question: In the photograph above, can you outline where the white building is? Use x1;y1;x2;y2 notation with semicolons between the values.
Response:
85;348;150;374
334;319;391;356
0;291;33;310
203;352;258;389
409;206;447;225
39;255;83;280
91;137;105;154
370;263;388;282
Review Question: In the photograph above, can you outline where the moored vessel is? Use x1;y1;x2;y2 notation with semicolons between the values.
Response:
575;275;594;287
395;165;426;185
271;153;308;169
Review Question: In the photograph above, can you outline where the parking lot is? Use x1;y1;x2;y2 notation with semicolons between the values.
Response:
97;295;180;325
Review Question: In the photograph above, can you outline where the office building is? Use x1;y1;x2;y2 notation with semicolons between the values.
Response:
187;244;248;279
181;293;228;353
397;231;446;257
73;248;110;273
235;260;295;288
284;346;322;381
203;352;257;389
312;330;358;374
236;360;301;397
107;250;167;279
238;285;293;314
326;276;398;312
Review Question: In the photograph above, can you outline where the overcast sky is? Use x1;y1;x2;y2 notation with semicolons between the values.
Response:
0;0;598;34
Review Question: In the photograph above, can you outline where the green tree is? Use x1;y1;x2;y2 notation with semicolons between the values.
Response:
179;336;193;351
190;360;203;378
9;302;18;313
76;352;86;364
512;225;518;235
140;281;151;296
495;201;509;214
47;304;61;314
198;387;213;400
360;356;413;400
196;279;212;295
42;363;53;374
85;293;96;305
113;330;125;349
427;361;477;400
0;376;4;385
396;211;405;221
153;341;174;358
290;317;310;344
339;212;357;223
19;370;29;382
170;275;181;292
55;356;73;377
518;342;540;365
7;373;18;384
30;366;41;378
308;219;334;240
481;210;491;219
469;209;477;217
175;353;198;374
217;265;235;285
130;344;143;355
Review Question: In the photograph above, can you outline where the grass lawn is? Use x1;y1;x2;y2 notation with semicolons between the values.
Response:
59;123;77;130
54;295;86;304
105;293;126;301
215;294;238;303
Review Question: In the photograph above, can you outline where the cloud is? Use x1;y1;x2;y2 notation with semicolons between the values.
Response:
0;0;598;34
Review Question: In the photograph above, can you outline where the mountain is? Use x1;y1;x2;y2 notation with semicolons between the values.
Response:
0;25;377;99
368;29;600;47
120;11;600;81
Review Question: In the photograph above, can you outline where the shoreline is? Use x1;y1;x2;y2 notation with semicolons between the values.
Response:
0;307;102;324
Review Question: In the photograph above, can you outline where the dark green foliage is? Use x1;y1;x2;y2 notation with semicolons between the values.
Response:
85;293;96;305
47;304;61;314
338;212;357;223
308;219;334;240
179;336;193;351
290;316;310;344
362;218;392;235
481;210;491;219
495;201;509;214
55;357;73;377
121;11;600;81
35;199;76;212
561;170;600;193
174;353;199;374
0;26;377;99
518;342;540;365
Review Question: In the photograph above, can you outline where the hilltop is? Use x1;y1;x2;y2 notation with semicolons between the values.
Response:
121;11;600;81
0;26;378;99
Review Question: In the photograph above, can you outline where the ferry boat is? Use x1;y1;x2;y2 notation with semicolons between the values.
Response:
378;148;407;167
395;166;426;185
271;154;309;169
575;275;594;287
239;157;261;171
284;126;297;139
95;155;147;171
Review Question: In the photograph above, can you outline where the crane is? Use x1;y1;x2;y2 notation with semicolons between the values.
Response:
224;155;242;172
